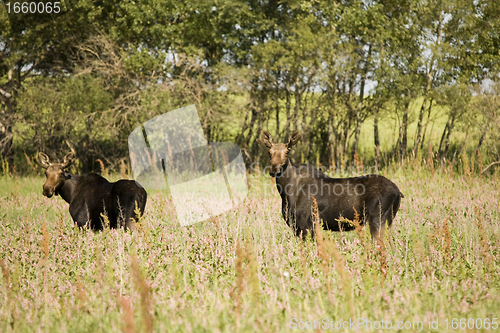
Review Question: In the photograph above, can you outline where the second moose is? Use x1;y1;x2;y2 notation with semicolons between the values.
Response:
257;130;404;247
37;152;147;231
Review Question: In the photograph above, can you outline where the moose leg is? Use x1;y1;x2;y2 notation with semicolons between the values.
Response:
122;196;147;232
121;203;138;232
295;209;316;240
125;218;137;232
297;226;314;240
69;204;91;229
368;213;386;250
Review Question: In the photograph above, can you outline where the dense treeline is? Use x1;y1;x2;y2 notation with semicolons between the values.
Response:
1;0;499;174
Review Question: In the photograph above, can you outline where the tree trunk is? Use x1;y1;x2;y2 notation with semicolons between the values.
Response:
438;117;450;158
350;109;362;164
276;95;280;140
442;114;456;158
476;123;489;155
285;85;291;133
350;45;371;163
294;91;302;134
419;99;434;150
0;90;15;171
328;115;336;170
374;106;380;170
412;73;433;157
245;106;258;149
399;100;410;163
0;121;14;169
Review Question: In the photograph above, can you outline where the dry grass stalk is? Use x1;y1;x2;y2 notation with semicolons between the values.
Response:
131;254;154;333
24;152;37;174
447;159;454;179
441;218;452;262
474;206;492;269
101;212;111;231
313;196;354;314
57;211;65;238
231;238;245;330
133;202;151;250
0;259;9;286
430;219;451;263
96;158;106;176
132;203;142;232
325;239;354;316
24;201;30;218
0;259;10;302
429;218;451;261
311;196;331;299
76;275;87;310
118;293;137;333
299;241;309;281
470;152;476;175
413;237;426;269
353;150;364;174
244;233;260;305
427;143;435;177
350;207;368;253
41;219;50;263
95;246;105;288
461;151;472;182
121;159;128;179
375;238;388;279
477;151;483;178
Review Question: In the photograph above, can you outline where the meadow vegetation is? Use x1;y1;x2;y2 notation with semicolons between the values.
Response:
1;160;499;332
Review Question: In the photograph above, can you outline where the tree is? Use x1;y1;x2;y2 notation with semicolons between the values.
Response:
0;1;95;170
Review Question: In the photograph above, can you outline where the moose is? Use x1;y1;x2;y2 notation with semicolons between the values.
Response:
36;152;147;231
256;130;404;247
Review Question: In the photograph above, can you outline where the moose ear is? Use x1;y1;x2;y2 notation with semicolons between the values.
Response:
36;152;51;169
61;152;75;169
287;131;302;149
256;130;274;148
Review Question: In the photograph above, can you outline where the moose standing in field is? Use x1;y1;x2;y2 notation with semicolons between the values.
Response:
256;130;404;248
36;152;147;231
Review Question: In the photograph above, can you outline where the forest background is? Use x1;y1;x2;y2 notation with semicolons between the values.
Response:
1;0;500;175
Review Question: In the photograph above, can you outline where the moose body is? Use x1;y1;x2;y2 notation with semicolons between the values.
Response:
37;152;147;231
257;131;403;246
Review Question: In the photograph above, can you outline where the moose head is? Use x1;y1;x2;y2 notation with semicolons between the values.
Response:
35;152;75;198
256;130;302;176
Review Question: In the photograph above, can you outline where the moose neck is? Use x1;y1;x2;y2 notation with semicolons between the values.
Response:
275;158;299;189
57;171;79;204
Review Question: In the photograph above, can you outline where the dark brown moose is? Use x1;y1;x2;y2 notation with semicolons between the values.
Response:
256;130;404;247
36;152;147;231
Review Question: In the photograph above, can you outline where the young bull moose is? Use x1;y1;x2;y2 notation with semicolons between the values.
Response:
256;130;403;247
36;152;147;231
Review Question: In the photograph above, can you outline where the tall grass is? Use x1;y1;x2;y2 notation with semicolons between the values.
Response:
0;164;499;332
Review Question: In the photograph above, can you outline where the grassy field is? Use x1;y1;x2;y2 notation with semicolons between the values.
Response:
1;164;500;332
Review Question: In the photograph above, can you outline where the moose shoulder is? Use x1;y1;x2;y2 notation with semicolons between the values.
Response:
257;130;404;247
36;152;147;231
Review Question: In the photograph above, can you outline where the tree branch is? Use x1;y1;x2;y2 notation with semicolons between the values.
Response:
481;161;500;174
0;88;12;98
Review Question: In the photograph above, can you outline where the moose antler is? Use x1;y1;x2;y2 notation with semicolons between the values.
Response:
35;152;51;169
61;152;75;169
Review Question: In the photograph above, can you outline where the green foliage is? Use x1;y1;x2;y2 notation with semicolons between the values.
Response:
1;0;500;174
